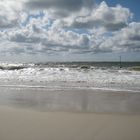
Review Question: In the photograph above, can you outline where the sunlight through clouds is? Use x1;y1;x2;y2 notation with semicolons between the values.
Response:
0;0;140;61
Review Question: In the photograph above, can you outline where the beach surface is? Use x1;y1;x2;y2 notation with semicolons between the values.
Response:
0;88;140;140
0;106;140;140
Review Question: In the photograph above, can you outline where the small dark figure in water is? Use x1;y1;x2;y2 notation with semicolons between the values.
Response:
120;56;122;68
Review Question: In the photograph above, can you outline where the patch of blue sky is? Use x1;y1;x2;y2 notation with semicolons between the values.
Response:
42;19;55;30
21;11;45;27
63;27;90;34
103;32;113;37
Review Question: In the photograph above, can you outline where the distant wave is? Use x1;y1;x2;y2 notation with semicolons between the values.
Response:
0;63;34;71
0;62;140;71
0;65;27;70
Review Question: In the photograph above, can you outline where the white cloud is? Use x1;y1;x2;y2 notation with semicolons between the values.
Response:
61;1;132;31
0;0;24;28
99;22;140;52
0;0;139;58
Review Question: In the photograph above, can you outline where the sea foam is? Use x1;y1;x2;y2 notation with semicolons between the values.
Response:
0;62;140;92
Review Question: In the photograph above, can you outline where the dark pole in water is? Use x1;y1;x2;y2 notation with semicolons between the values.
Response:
120;56;122;68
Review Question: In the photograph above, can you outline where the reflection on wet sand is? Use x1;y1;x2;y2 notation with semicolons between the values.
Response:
0;87;140;113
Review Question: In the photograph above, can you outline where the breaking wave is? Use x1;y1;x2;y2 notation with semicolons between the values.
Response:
0;62;140;92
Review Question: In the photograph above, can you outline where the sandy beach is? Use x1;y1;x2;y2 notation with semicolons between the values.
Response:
0;87;140;140
0;106;140;140
0;0;140;138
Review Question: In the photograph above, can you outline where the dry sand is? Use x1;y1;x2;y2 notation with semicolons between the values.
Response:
0;106;140;140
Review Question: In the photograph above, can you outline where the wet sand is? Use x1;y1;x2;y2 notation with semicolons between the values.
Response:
0;87;140;140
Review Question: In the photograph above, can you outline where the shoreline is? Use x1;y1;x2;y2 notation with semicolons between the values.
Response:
0;87;140;114
0;84;140;93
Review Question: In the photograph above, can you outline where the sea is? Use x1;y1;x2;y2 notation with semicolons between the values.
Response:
0;62;140;92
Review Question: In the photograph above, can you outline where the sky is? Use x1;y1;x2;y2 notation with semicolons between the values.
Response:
0;0;140;62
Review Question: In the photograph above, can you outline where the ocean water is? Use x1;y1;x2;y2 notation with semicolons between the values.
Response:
0;62;140;92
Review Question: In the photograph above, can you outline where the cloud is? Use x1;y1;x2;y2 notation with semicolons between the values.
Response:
4;14;140;55
0;0;132;31
0;0;24;29
24;1;132;31
3;15;91;54
25;0;95;14
61;1;132;31
0;0;139;58
99;22;140;52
